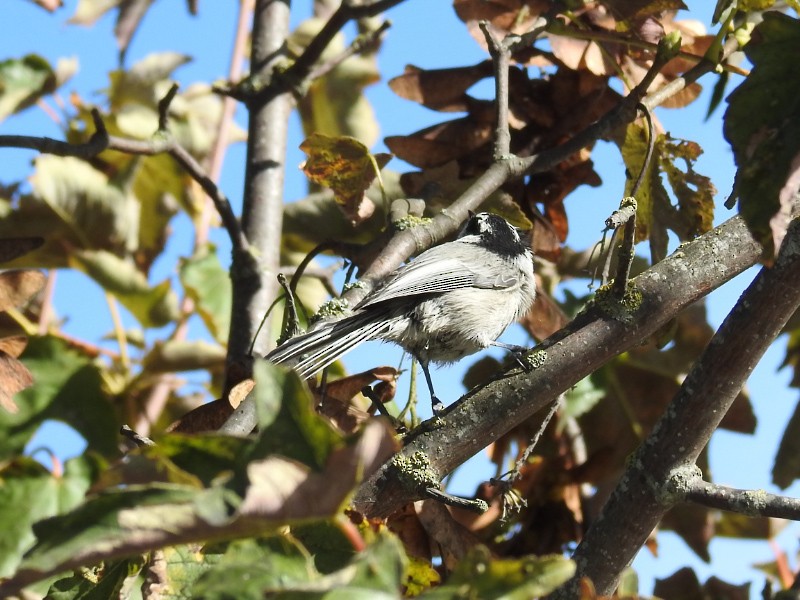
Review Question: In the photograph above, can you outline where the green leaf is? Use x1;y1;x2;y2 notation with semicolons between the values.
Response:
194;530;406;600
180;250;232;344
0;455;101;578
0;156;142;268
291;521;357;574
154;544;224;600
69;250;180;327
45;558;143;600
723;11;800;257
562;375;606;422
616;121;671;263
0;55;56;122
95;432;251;490
423;548;575;599
0;336;118;459
248;360;343;470
109;51;191;109
291;17;381;146
191;536;321;599
16;485;223;577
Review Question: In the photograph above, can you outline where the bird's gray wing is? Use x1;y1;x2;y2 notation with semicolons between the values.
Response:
357;244;519;309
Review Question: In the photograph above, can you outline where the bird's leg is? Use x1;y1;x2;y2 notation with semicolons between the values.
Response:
419;358;445;417
491;340;531;371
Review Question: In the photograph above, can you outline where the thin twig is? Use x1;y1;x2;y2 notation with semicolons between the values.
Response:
480;21;512;159
480;17;548;160
306;20;391;82
610;198;637;299
247;0;407;105
423;486;488;514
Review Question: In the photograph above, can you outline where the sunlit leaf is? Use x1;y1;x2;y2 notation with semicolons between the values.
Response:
0;455;101;578
69;250;180;328
0;55;56;122
423;547;574;599
724;11;800;257
180;250;231;344
616;120;671;262
292;17;382;146
109;51;191;109
0;336;118;459
300;133;392;224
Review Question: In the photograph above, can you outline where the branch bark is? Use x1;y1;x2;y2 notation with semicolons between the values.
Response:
352;210;768;517
553;218;800;597
225;0;293;389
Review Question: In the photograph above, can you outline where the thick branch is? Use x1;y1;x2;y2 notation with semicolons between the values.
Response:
352;211;767;517
226;0;293;387
555;219;800;597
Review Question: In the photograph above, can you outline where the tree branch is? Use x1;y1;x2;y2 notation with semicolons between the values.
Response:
221;15;731;437
243;0;407;105
225;0;293;389
0;108;249;256
684;476;800;521
352;210;768;517
554;219;800;597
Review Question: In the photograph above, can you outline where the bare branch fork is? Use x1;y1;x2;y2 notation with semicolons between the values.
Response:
0;90;249;256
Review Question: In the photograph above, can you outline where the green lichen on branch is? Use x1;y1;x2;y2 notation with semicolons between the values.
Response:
525;349;548;369
311;297;349;324
391;450;440;493
392;215;431;231
590;280;644;323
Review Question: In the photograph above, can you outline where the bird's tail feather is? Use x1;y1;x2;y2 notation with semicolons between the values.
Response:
265;312;394;379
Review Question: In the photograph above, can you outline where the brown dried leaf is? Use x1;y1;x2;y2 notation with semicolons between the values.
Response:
387;504;432;561
415;500;481;570
454;0;551;36
240;419;399;520
0;270;46;313
314;366;399;434
385;117;493;170
0;336;28;358
0;350;33;413
388;62;494;112
520;285;569;340
166;399;234;434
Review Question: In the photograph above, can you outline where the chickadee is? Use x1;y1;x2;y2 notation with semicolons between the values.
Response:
266;212;536;415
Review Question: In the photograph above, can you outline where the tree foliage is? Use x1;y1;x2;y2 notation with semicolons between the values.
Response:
1;0;800;598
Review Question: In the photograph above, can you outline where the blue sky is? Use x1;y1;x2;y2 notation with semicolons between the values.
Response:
2;1;799;596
